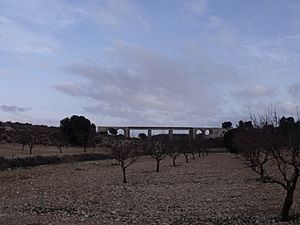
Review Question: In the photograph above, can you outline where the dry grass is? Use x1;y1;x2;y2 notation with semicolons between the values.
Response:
0;153;300;225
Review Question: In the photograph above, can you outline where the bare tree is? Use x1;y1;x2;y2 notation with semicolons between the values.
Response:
267;117;300;221
166;140;181;167
237;111;300;221
111;139;139;184
19;131;36;155
189;143;196;160
177;136;190;163
236;127;272;179
147;139;166;172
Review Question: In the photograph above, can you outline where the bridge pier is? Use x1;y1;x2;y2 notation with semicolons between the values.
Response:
124;128;130;138
148;129;152;138
168;129;173;140
189;128;196;140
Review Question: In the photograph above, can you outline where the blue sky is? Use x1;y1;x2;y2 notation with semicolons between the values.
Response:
1;0;300;127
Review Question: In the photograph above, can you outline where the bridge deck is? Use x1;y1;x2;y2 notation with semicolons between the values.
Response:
98;126;220;130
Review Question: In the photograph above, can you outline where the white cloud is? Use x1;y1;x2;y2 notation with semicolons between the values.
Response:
0;105;31;113
185;0;207;16
55;40;228;126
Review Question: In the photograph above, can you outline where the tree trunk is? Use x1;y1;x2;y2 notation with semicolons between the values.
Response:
185;154;189;163
192;153;195;160
156;160;160;172
281;172;298;221
172;158;176;167
122;167;126;184
198;151;201;158
259;166;264;179
58;146;62;153
29;143;33;155
281;188;295;221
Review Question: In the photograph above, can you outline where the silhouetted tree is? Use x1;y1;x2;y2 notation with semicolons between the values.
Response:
223;129;240;153
60;115;96;152
222;121;233;129
237;120;253;129
138;133;147;139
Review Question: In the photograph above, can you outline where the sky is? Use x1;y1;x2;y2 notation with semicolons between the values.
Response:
1;0;300;127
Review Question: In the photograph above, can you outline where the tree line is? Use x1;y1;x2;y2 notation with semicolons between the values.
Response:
109;134;212;184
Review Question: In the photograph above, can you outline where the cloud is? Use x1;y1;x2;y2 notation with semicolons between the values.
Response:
0;105;31;113
0;0;83;29
289;83;300;97
277;100;299;115
55;40;231;126
235;84;275;99
0;17;59;55
185;0;207;16
0;0;148;31
0;0;148;56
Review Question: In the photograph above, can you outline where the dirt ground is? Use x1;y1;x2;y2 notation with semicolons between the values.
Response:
0;143;107;159
0;153;300;225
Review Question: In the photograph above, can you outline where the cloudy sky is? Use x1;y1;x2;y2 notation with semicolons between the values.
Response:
1;0;300;127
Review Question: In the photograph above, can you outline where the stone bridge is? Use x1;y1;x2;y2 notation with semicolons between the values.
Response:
97;126;228;139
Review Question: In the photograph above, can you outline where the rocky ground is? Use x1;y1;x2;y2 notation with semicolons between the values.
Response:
1;153;300;225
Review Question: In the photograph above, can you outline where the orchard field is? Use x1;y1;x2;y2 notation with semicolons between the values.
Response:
1;153;299;225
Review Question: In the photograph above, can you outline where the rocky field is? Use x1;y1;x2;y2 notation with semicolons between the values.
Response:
1;153;300;225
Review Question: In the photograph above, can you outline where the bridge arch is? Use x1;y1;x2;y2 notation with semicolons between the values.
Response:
204;129;213;136
196;129;203;135
117;128;125;136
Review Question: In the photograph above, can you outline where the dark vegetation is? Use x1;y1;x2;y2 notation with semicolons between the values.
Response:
60;115;96;152
224;113;300;221
0;153;112;171
0;115;97;154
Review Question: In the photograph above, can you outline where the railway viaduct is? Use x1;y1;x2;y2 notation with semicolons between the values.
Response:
97;126;228;139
